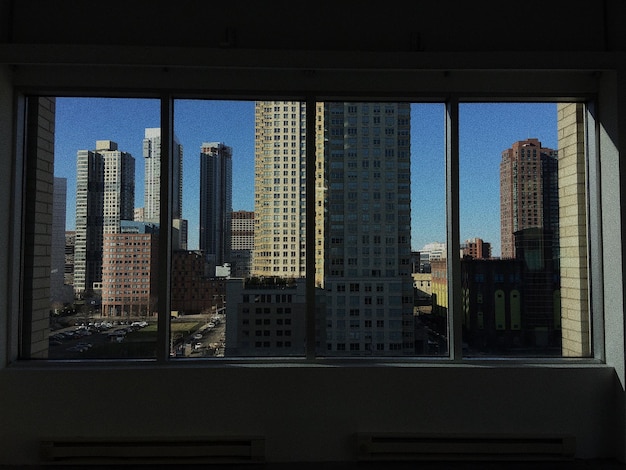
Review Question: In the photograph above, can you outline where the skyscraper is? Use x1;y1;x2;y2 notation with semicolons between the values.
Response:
500;138;559;259
142;127;184;222
251;101;414;355
321;102;414;355
74;140;134;295
252;101;307;278
143;128;187;249
199;142;233;273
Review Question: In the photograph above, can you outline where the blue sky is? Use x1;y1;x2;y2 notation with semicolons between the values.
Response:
54;98;557;256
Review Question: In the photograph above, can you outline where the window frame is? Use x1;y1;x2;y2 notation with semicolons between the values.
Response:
8;68;603;366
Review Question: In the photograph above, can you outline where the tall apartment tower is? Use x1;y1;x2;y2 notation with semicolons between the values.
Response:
73;140;134;295
143;128;184;222
251;101;413;355
199;142;233;273
143;128;187;250
252;101;307;278
500;138;559;259
321;102;414;355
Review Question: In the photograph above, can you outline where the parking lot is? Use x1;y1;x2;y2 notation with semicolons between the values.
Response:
48;314;226;359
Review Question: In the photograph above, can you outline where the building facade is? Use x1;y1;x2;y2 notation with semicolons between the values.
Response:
321;102;414;356
461;240;561;355
143;128;187;250
224;277;306;356
199;142;233;274
64;231;75;287
460;258;524;354
231;210;254;278
73;149;102;295
170;250;226;315
252;101;307;278
143;128;184;222
101;221;159;317
461;237;492;260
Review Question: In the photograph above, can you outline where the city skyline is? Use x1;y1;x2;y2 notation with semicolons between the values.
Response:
54;98;559;257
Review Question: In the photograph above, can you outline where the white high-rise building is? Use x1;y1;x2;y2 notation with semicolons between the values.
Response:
252;101;307;278
73;140;135;295
143;128;186;250
251;101;414;356
321;102;414;356
142;128;184;222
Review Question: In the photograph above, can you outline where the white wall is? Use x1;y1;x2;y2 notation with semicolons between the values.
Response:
0;365;618;463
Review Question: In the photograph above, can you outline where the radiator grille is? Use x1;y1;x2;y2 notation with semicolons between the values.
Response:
357;433;575;461
40;437;265;464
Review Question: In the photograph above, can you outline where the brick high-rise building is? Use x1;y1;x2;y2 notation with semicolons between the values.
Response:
500;138;559;259
101;221;159;317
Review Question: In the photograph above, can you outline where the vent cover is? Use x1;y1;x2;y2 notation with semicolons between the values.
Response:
41;437;265;464
357;433;575;461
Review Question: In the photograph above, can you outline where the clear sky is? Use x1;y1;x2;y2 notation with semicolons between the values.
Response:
54;98;557;257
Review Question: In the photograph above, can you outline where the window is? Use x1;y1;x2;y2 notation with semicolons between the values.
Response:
458;103;586;357
17;94;593;362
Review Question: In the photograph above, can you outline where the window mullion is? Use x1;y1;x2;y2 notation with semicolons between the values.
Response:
446;98;462;361
586;101;603;361
156;95;173;363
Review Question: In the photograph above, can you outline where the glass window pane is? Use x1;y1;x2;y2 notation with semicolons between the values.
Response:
459;102;590;357
41;97;160;359
171;100;306;358
24;96;591;362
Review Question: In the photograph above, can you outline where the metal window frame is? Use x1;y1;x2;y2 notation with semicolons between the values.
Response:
7;66;602;366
